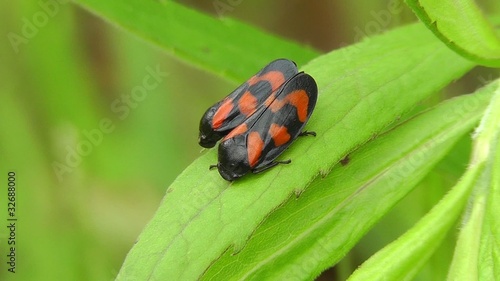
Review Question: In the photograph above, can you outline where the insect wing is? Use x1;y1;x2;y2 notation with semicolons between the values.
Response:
249;72;318;169
199;59;298;147
214;72;317;180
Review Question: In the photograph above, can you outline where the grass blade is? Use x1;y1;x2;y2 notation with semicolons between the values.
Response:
73;0;319;82
406;0;500;67
447;80;500;280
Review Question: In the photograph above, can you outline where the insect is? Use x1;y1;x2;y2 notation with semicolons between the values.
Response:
198;59;298;148
210;72;318;181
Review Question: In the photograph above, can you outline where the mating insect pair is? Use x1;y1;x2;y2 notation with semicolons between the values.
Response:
198;59;318;181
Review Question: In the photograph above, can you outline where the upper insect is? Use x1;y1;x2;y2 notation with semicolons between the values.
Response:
198;59;298;148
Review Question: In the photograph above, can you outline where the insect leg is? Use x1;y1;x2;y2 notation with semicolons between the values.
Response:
252;159;291;174
299;130;316;137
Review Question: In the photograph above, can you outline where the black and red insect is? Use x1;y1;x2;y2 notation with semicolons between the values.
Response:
198;59;298;148
210;72;318;181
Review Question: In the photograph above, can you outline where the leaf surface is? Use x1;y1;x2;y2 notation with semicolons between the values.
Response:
116;22;475;280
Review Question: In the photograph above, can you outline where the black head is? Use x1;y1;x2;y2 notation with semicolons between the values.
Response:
216;136;251;181
198;106;224;148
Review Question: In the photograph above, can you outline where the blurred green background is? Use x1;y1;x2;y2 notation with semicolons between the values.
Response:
0;1;498;280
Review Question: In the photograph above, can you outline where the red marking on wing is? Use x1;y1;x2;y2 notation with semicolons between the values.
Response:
238;91;258;116
248;71;286;90
224;123;248;140
263;92;276;108
212;99;234;129
247;132;264;168
269;123;291;146
259;71;286;90
267;90;309;122
247;75;259;86
285;90;309;122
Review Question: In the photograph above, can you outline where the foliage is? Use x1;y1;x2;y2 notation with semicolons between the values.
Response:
2;0;499;280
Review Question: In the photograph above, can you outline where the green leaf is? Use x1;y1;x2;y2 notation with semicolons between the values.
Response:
447;80;500;280
406;0;500;67
73;0;318;82
116;23;474;280
204;82;496;281
347;81;499;281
